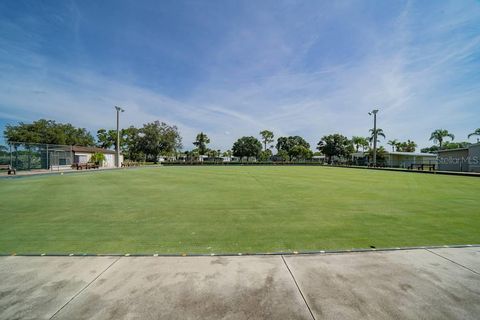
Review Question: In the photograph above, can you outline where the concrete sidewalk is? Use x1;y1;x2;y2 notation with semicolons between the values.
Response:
1;248;479;320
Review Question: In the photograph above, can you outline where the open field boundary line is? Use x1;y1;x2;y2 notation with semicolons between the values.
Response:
2;244;478;258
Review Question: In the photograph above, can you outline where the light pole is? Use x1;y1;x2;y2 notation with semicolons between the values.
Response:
115;106;125;167
369;109;379;167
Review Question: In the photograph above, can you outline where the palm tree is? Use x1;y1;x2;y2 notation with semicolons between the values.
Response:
369;128;386;139
369;128;386;146
366;146;387;164
367;136;373;149
468;128;480;142
352;136;368;152
429;129;454;149
403;140;417;152
368;129;386;150
361;139;369;152
387;139;398;152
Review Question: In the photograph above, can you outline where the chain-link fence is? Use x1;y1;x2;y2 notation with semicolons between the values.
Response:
0;141;74;171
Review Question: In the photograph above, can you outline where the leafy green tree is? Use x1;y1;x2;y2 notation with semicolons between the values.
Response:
276;136;310;159
289;145;313;160
96;129;117;149
232;136;262;158
275;150;290;162
193;132;210;155
136;121;182;162
260;130;274;151
317;134;354;164
429;129;454;149
421;141;471;153
4;119;95;146
259;149;273;161
396;140;417;152
442;141;470;149
89;152;106;165
468;128;480;142
206;149;222;158
121;126;143;161
222;150;233;157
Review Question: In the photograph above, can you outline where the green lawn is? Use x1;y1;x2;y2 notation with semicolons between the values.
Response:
0;166;479;254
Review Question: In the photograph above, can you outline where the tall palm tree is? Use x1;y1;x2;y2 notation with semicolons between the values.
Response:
387;139;398;152
429;129;454;149
369;128;386;141
368;128;386;149
468;128;480;142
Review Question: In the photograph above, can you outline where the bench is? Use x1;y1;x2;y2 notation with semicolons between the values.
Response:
0;164;16;175
71;163;100;170
72;163;86;170
408;164;436;171
368;163;385;168
122;161;140;167
86;162;99;169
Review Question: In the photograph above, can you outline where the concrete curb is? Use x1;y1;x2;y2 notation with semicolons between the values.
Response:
1;244;478;258
0;165;162;180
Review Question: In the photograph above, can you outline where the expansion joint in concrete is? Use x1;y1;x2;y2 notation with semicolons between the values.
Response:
281;255;316;320
425;249;480;276
49;257;121;319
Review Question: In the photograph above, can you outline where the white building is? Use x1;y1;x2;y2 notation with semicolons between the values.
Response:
72;146;121;168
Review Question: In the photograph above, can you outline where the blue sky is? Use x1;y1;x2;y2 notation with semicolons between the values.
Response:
1;0;480;150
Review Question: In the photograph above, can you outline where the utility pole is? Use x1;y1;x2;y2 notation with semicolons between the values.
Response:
369;109;379;167
115;106;125;168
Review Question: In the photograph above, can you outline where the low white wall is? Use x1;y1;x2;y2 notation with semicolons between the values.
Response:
74;152;122;168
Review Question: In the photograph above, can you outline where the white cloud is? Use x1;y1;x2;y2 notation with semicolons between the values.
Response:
1;0;480;150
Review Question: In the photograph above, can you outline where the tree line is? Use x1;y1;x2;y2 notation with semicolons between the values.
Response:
3;119;480;163
3;119;181;162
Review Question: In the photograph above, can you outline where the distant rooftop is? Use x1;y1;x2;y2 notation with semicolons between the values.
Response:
387;151;436;157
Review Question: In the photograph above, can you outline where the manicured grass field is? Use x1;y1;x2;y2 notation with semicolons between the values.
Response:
0;166;479;254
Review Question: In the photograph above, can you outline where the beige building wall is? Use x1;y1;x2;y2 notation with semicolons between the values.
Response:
74;152;121;168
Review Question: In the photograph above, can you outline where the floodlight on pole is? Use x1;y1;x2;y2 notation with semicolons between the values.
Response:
115;106;125;168
369;109;379;167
